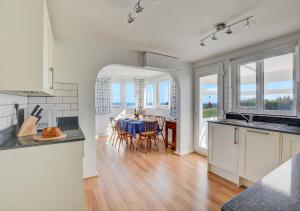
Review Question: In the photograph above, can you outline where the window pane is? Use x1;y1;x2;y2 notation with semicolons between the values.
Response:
159;81;169;106
112;83;121;106
200;74;218;119
264;53;294;111
239;62;257;107
145;83;154;107
126;82;135;107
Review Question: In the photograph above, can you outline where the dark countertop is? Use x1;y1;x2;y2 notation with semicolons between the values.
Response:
222;153;300;211
0;118;85;151
208;119;300;135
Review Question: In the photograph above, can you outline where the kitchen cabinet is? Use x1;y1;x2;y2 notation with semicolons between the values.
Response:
0;141;84;210
0;0;54;96
282;133;300;163
144;52;179;70
208;123;239;175
238;128;281;182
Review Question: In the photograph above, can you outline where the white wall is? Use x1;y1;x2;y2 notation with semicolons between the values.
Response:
169;63;194;155
54;38;143;178
54;38;194;177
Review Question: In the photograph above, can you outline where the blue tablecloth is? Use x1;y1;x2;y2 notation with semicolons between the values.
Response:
119;119;160;138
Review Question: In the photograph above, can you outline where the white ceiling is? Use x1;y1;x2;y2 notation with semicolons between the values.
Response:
98;65;167;78
47;0;300;62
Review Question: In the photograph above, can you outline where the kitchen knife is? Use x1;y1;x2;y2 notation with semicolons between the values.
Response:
35;108;43;117
30;105;40;116
36;116;42;124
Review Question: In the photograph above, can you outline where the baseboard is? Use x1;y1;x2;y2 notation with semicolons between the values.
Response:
209;164;239;185
83;171;99;180
174;149;195;156
194;150;208;157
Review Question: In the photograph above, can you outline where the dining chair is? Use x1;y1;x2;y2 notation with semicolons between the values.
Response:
115;120;134;152
155;116;165;142
109;117;117;145
136;120;159;153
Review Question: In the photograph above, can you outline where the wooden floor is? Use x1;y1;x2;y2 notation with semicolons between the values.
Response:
84;136;244;211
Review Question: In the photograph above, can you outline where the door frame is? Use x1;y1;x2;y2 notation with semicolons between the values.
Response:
194;63;225;155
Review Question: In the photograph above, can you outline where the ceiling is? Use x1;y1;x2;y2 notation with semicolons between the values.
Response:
98;65;167;78
47;0;300;62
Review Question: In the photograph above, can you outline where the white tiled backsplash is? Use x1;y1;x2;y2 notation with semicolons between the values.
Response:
0;94;28;131
0;82;78;131
28;82;78;118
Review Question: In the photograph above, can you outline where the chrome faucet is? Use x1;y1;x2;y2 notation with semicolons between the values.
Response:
240;113;254;123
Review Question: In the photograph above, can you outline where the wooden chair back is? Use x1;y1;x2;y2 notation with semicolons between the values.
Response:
155;116;165;131
143;120;158;134
110;117;116;130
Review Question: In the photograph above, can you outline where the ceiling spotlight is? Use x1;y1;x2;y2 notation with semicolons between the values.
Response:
244;18;250;28
128;13;135;24
211;33;217;40
135;0;144;13
152;0;160;5
200;41;205;46
226;26;233;34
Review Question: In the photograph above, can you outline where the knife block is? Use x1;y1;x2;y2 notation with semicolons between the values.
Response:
17;116;38;137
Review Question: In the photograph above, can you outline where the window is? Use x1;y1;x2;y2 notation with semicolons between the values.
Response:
145;83;154;107
125;82;136;107
235;50;295;114
238;62;257;108
112;82;121;107
263;53;294;111
158;80;169;107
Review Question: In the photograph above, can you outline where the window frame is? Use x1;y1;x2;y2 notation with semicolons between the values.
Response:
144;81;155;108
157;79;170;109
231;44;298;116
125;81;136;108
111;80;122;108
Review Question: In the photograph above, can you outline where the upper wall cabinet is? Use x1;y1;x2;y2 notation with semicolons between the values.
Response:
144;52;180;70
0;0;55;96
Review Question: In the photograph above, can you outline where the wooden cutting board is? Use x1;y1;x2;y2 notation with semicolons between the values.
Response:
33;133;66;142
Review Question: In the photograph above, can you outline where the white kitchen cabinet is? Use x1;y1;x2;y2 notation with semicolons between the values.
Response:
0;141;84;211
208;123;239;175
238;128;281;182
282;133;300;163
0;0;54;96
144;52;179;70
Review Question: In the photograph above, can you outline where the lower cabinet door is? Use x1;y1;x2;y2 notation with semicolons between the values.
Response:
238;128;281;182
282;133;300;163
208;123;238;175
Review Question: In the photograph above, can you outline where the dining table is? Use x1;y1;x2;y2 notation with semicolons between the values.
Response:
119;118;160;138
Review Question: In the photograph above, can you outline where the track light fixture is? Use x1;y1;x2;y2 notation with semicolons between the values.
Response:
199;15;254;47
244;18;250;28
211;33;217;40
226;26;232;34
125;0;159;26
135;0;143;13
127;13;135;24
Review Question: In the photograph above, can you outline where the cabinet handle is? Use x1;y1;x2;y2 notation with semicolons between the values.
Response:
234;127;238;144
247;129;269;135
49;67;54;90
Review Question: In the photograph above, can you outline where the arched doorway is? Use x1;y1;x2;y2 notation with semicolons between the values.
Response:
94;64;180;152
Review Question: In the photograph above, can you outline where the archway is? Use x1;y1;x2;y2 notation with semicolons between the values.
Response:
94;64;181;152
